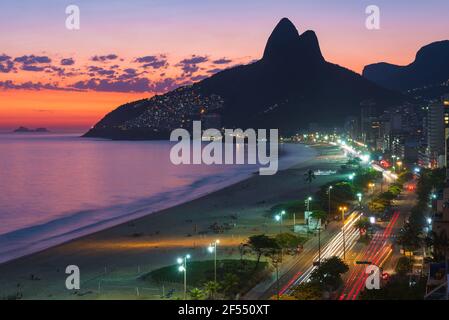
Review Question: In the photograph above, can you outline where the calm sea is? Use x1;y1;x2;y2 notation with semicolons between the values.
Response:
0;133;316;263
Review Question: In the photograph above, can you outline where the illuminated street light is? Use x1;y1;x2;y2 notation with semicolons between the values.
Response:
369;216;376;224
427;217;432;225
328;186;333;217
274;210;286;234
208;240;220;283
177;254;191;300
360;154;370;163
305;197;312;211
339;206;348;260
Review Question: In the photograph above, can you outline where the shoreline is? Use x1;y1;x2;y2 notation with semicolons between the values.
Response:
0;143;346;299
0;142;313;265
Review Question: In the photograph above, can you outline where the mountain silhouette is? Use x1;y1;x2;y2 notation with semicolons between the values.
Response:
84;18;402;140
363;40;449;91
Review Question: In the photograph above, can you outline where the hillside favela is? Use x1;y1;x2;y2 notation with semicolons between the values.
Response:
1;0;449;309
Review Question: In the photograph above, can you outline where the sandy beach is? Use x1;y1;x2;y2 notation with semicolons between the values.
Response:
0;144;346;299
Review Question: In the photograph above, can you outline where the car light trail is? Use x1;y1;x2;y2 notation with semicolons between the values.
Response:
340;211;400;300
282;211;361;295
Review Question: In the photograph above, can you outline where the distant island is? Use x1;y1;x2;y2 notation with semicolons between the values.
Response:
13;126;50;133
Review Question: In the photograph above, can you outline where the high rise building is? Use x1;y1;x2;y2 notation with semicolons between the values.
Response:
427;99;445;168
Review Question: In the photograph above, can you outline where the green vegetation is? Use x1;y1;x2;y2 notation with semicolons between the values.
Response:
304;169;316;193
275;233;307;250
354;217;371;238
398;168;446;258
145;259;268;299
287;256;349;300
291;282;323;300
246;234;280;270
310;256;349;291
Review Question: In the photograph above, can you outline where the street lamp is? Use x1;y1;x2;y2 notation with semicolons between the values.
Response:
339;206;348;260
368;182;375;194
177;254;191;300
369;216;376;224
348;173;355;184
357;192;362;207
305;197;312;211
328;186;333;217
208;240;220;283
274;210;286;234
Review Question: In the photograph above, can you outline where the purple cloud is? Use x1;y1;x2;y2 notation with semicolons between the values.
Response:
0;80;81;91
134;55;168;69
14;55;51;65
21;65;46;72
69;76;181;93
60;58;75;66
87;65;115;77
176;55;208;75
212;58;232;65
91;54;118;62
71;77;152;93
0;54;14;73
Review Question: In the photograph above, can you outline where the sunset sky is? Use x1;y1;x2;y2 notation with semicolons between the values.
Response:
1;0;448;132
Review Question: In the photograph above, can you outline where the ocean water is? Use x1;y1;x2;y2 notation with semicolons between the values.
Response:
0;133;316;263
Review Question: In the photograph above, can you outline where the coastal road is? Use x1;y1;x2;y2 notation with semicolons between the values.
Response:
339;190;416;300
338;211;399;300
243;210;362;299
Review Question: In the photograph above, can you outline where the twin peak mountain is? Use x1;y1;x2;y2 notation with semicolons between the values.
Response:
84;18;401;140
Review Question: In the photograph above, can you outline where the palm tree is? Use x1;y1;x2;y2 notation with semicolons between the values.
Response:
304;169;316;193
188;287;205;300
221;273;240;299
203;281;220;300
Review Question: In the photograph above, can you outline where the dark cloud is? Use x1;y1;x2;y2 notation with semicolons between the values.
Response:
212;58;232;65
13;54;51;72
134;55;168;69
21;65;46;72
0;54;14;73
91;54;118;62
71;78;152;93
70;76;180;93
87;65;115;77
14;55;51;65
116;68;142;81
0;80;81;91
180;55;208;65
207;68;224;74
47;66;76;77
0;54;11;62
151;78;178;92
60;58;75;66
176;55;208;75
